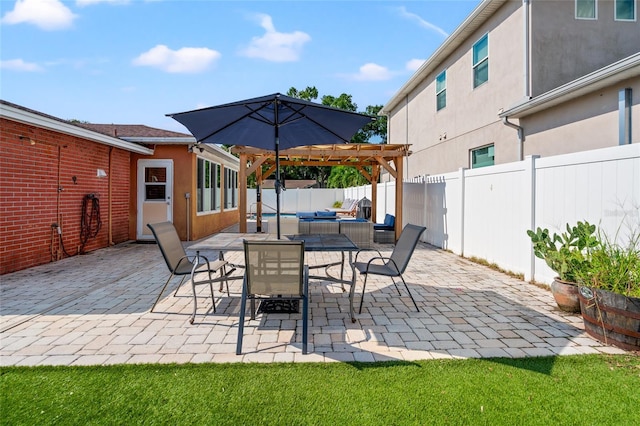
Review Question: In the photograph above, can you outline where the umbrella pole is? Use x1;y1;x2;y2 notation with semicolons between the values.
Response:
275;100;281;239
275;144;281;239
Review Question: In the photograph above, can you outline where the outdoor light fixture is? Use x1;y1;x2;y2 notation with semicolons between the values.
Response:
19;135;36;145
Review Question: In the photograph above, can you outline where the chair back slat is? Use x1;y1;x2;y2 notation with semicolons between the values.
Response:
147;222;188;273
243;240;305;296
389;224;426;274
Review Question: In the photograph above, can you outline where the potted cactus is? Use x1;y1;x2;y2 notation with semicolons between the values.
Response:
527;221;598;313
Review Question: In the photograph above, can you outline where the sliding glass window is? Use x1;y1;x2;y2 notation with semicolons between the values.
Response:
197;158;220;213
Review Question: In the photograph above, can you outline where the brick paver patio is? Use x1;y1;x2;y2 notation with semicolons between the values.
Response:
0;234;627;367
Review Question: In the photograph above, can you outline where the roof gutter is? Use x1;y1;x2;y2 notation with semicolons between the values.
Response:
1;103;154;155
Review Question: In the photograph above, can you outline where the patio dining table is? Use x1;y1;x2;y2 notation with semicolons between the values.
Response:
189;233;360;322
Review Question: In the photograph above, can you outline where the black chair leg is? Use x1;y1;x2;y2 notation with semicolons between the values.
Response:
391;277;402;296
400;275;419;312
358;275;369;314
151;273;175;312
172;275;187;296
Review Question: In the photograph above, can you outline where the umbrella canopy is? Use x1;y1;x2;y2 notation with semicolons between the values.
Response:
167;93;375;238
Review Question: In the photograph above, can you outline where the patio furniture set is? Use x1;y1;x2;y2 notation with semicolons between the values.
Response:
148;222;426;355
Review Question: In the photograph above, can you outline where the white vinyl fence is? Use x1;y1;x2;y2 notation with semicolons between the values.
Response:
406;144;639;285
247;144;639;285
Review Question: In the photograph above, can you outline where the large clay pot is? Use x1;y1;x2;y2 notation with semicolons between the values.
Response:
550;278;581;313
578;287;640;351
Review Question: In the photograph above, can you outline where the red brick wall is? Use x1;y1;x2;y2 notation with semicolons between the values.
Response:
0;119;131;274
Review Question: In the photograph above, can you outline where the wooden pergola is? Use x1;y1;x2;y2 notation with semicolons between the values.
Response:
231;143;411;241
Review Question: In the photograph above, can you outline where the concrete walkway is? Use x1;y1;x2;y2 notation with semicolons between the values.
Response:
0;235;627;367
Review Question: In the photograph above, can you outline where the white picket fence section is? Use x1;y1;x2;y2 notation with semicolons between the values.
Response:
247;144;639;285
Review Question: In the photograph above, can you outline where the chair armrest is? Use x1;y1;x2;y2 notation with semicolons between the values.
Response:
354;248;383;263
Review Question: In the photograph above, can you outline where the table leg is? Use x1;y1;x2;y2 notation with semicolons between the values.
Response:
348;251;357;323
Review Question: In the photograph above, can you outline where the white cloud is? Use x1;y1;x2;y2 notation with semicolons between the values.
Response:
348;63;394;81
1;0;77;30
397;6;448;38
76;0;130;6
132;44;221;73
0;58;43;72
239;14;310;62
406;59;425;72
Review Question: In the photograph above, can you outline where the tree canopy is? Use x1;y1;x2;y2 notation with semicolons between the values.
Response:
282;86;387;188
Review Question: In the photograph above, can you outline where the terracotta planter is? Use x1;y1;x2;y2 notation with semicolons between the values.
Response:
550;278;581;313
578;287;640;351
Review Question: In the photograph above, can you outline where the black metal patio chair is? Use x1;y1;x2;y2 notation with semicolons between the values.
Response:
353;223;426;314
147;222;235;324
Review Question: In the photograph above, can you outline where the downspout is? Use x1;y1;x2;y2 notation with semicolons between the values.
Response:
523;0;531;99
502;116;524;161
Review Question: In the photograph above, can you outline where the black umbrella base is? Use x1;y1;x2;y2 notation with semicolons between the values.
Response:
258;299;299;314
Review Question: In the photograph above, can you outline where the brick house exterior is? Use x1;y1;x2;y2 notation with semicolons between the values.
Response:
0;101;153;274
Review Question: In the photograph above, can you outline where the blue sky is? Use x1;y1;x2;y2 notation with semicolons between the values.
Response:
1;0;480;133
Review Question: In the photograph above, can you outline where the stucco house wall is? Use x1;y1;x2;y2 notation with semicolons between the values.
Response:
530;0;640;96
383;0;640;178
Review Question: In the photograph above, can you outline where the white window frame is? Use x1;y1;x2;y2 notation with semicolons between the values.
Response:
436;70;447;111
472;34;489;89
576;0;598;20
615;0;636;21
196;157;221;214
470;144;495;169
224;168;239;210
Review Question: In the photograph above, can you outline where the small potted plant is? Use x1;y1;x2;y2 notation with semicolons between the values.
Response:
527;221;598;313
575;231;640;351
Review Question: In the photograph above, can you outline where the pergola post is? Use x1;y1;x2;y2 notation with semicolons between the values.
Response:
371;165;379;222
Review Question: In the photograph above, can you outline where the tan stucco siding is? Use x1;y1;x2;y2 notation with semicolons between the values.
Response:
521;76;640;157
389;0;524;176
531;0;640;96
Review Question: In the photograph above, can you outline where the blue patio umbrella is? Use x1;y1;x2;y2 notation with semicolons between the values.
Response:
167;93;375;238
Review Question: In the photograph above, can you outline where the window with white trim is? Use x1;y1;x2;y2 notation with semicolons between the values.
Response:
224;168;238;209
436;70;447;111
615;0;636;20
470;145;494;169
576;0;597;19
472;34;489;88
197;158;221;213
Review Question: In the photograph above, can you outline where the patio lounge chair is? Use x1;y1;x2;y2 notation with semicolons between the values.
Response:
353;223;426;314
147;222;236;324
237;240;309;355
325;198;358;216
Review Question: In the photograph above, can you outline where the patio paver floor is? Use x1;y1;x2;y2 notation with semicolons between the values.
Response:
0;235;628;367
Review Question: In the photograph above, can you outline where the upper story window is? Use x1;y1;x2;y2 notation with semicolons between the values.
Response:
197;158;221;213
576;0;597;19
472;34;489;88
470;144;494;169
615;0;636;20
436;70;447;111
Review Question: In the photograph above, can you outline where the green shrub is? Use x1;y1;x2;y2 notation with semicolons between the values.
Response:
576;231;640;298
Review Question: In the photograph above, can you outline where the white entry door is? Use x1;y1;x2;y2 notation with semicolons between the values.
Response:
137;159;173;240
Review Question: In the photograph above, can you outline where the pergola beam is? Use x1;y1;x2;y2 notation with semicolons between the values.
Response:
232;143;411;239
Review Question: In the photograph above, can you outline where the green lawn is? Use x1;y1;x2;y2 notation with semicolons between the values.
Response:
2;355;638;425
